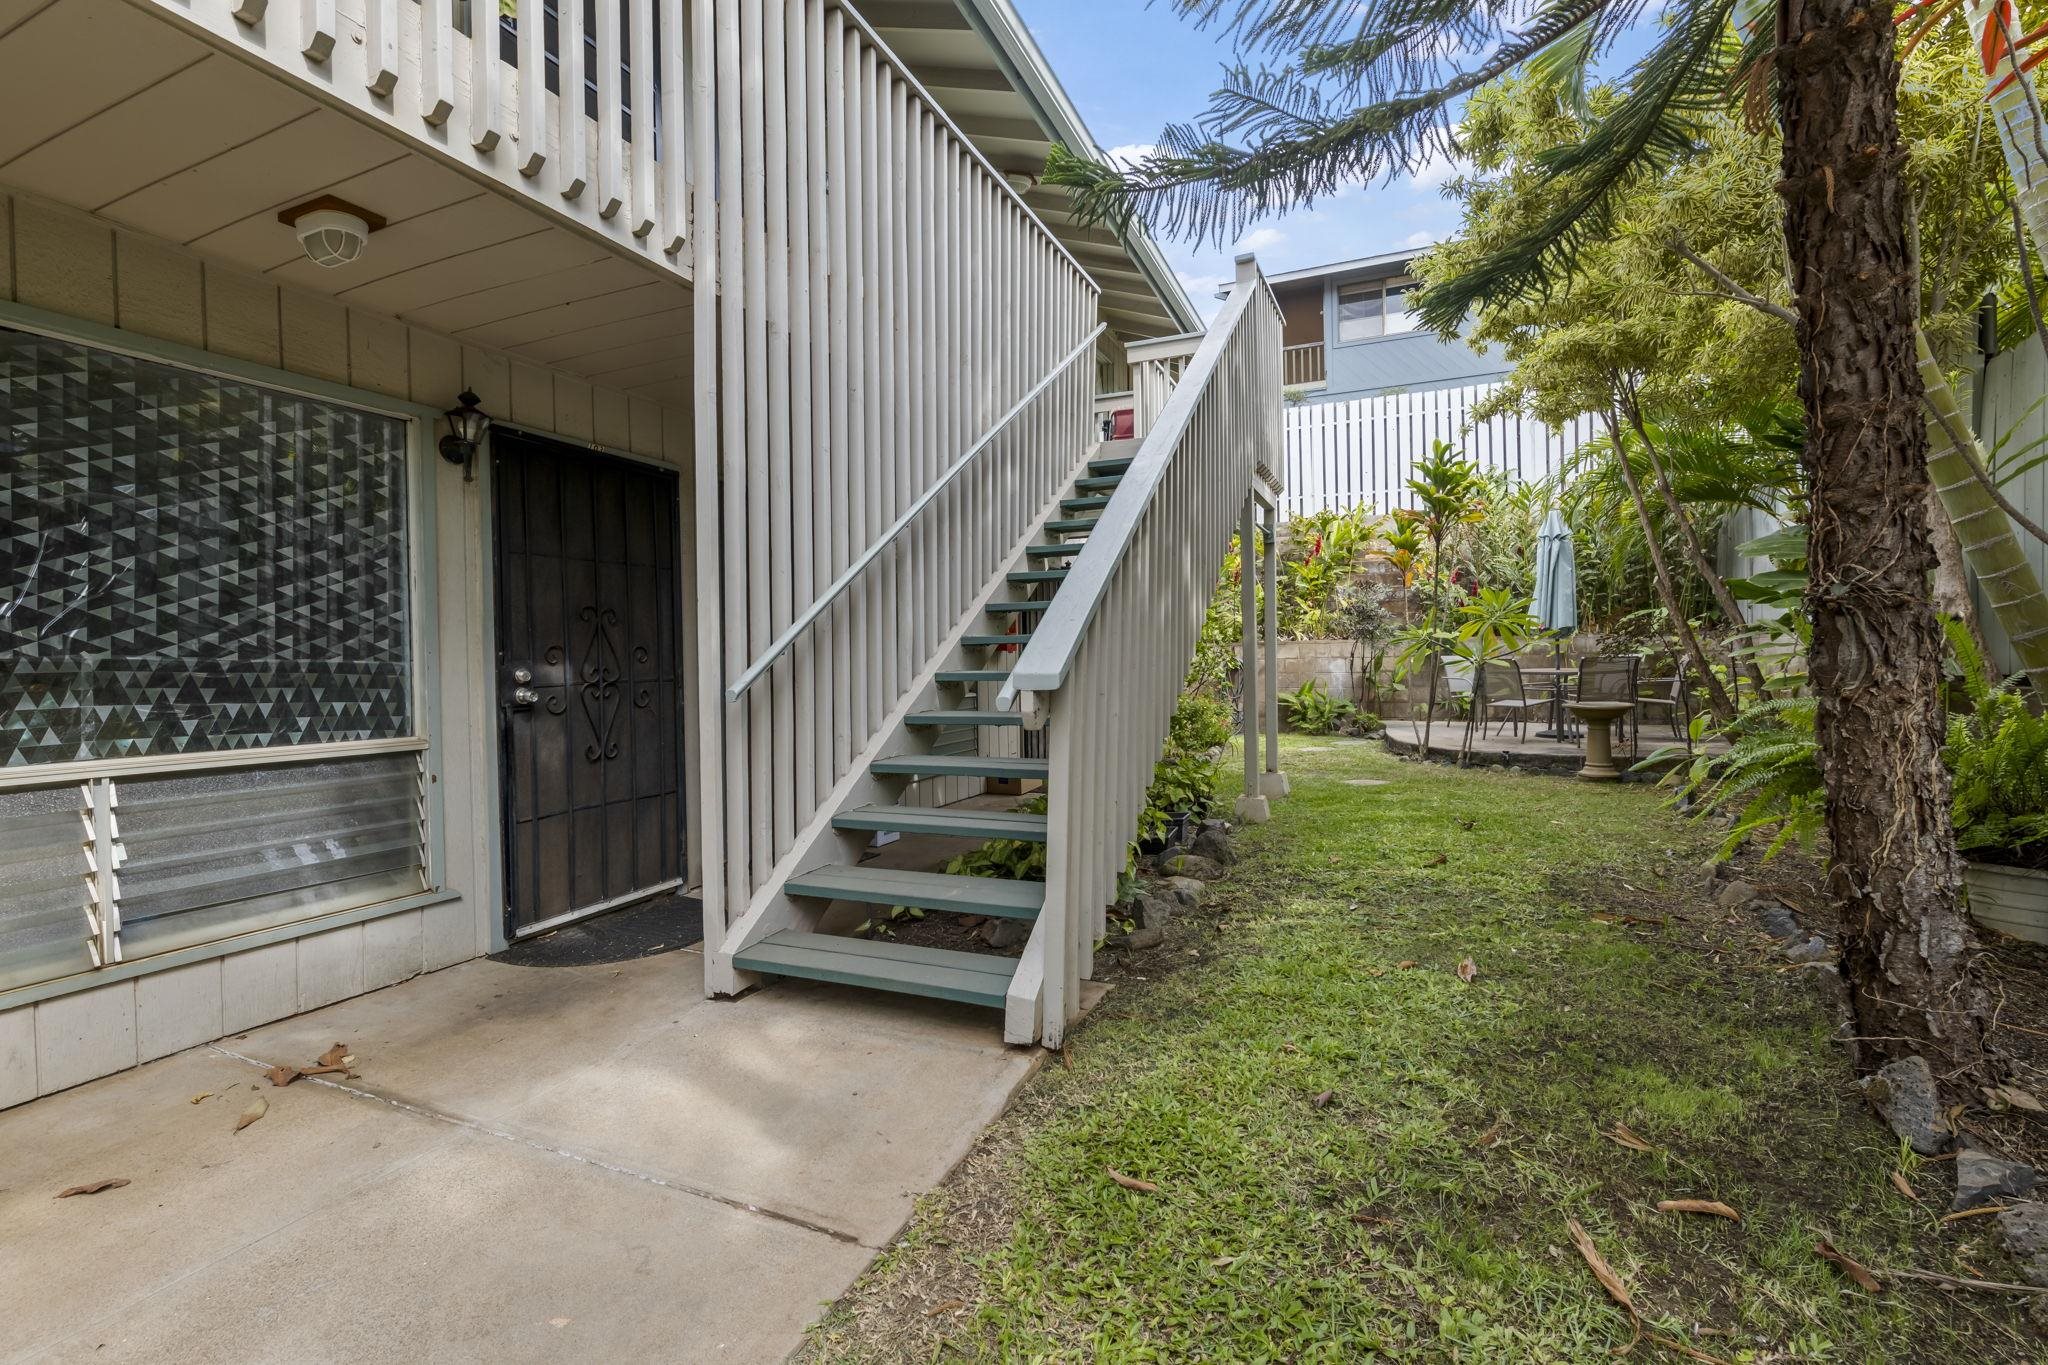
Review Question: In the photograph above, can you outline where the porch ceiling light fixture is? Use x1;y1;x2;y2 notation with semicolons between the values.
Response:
277;195;385;269
439;389;491;477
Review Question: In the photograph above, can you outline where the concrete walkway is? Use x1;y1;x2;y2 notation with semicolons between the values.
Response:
0;944;1038;1363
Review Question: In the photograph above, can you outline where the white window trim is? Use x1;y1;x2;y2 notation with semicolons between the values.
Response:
1327;274;1421;350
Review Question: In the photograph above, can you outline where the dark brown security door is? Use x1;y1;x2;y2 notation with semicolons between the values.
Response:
492;431;683;937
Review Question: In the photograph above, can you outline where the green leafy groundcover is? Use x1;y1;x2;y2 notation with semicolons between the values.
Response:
799;739;2040;1363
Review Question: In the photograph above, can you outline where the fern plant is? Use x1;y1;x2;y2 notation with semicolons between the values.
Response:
1647;696;1824;860
1943;620;2048;867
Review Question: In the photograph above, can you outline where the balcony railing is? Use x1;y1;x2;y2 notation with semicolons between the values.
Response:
1283;341;1326;387
151;0;690;266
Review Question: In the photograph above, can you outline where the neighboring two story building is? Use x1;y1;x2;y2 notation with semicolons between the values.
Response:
1264;247;1593;515
1268;247;1505;402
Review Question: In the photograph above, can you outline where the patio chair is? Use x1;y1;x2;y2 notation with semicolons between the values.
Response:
1429;653;1474;720
1636;660;1691;745
1477;660;1549;741
1575;654;1642;759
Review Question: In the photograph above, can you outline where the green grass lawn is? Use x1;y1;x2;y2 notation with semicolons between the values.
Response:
801;738;2042;1363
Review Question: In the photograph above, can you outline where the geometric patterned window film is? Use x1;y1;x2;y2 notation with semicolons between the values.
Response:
0;325;413;767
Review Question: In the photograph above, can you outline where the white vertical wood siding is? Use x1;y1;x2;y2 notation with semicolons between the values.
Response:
693;0;1100;952
1281;383;1598;515
998;258;1283;1045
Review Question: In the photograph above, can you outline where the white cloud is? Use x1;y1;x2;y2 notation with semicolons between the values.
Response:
1403;145;1470;190
1236;226;1288;253
1403;230;1437;249
1103;143;1156;170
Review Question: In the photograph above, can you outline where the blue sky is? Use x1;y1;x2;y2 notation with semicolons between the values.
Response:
1014;1;1471;318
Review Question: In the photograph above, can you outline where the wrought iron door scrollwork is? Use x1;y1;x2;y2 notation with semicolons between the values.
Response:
577;605;624;761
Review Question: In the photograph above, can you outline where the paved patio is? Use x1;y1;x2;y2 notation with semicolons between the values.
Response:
0;939;1039;1363
1381;718;1718;773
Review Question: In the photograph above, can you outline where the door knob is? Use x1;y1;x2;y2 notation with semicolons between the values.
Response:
511;687;540;707
513;667;533;684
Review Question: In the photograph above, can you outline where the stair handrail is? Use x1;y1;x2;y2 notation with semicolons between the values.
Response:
724;321;1108;702
992;254;1280;1047
997;260;1272;712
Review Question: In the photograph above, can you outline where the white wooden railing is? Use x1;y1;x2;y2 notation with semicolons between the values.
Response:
997;255;1283;1044
1127;330;1202;437
150;0;690;264
1282;342;1327;387
692;0;1101;986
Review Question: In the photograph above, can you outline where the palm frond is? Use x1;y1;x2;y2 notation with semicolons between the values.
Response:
1044;0;1618;248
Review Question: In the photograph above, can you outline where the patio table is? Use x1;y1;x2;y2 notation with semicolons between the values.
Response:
1521;666;1576;739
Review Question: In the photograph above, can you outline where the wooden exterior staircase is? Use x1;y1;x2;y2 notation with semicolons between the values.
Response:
718;257;1284;1044
731;444;1132;1010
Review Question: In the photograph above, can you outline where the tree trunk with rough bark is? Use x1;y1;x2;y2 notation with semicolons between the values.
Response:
1776;0;1992;1085
1600;407;1735;722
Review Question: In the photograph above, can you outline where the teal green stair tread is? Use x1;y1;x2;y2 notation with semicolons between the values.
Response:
985;599;1053;615
833;803;1050;841
1074;475;1122;491
1062;496;1110;512
1088;456;1133;475
962;633;1026;647
905;708;1022;726
1044;517;1099;533
871;754;1048;779
1026;544;1079;557
734;930;1017;1008
1007;568;1069;583
785;865;1044;919
935;668;1010;683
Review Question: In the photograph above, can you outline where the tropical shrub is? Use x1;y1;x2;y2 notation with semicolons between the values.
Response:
1944;622;2048;869
1278;679;1360;735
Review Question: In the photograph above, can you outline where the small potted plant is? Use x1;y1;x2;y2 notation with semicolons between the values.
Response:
1944;625;2048;943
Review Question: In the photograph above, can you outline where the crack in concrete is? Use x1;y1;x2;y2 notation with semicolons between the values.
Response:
207;1045;868;1247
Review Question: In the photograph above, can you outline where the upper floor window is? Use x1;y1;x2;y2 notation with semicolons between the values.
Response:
1335;276;1421;342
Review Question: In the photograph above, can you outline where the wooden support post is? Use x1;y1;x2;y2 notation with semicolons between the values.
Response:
1261;499;1288;799
1236;490;1269;823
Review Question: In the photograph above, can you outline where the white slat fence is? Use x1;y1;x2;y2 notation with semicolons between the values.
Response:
1282;382;1598;515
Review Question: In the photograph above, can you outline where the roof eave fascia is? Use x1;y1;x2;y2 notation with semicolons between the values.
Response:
952;0;1203;335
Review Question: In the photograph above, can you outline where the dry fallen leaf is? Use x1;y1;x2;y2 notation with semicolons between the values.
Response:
547;1317;572;1328
1814;1238;1881;1292
235;1096;268;1133
1940;1205;2007;1224
1456;958;1478;983
1396;960;1419;970
264;1065;302;1088
1656;1198;1740;1222
1986;1085;2047;1115
922;1299;966;1317
1473;1118;1506;1149
297;1064;350;1079
187;1093;212;1105
1648;1332;1733;1364
1349;1211;1397;1227
1422;852;1448;867
1312;1090;1335;1109
1889;1170;1920;1203
54;1177;130;1199
1106;1167;1158;1194
1603;1123;1655;1153
317;1043;349;1068
1565;1217;1642;1348
1210;1254;1239;1268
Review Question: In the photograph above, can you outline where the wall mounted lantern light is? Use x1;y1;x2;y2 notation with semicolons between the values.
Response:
439;389;490;480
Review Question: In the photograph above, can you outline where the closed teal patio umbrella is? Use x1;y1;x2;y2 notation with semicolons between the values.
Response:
1531;509;1578;736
